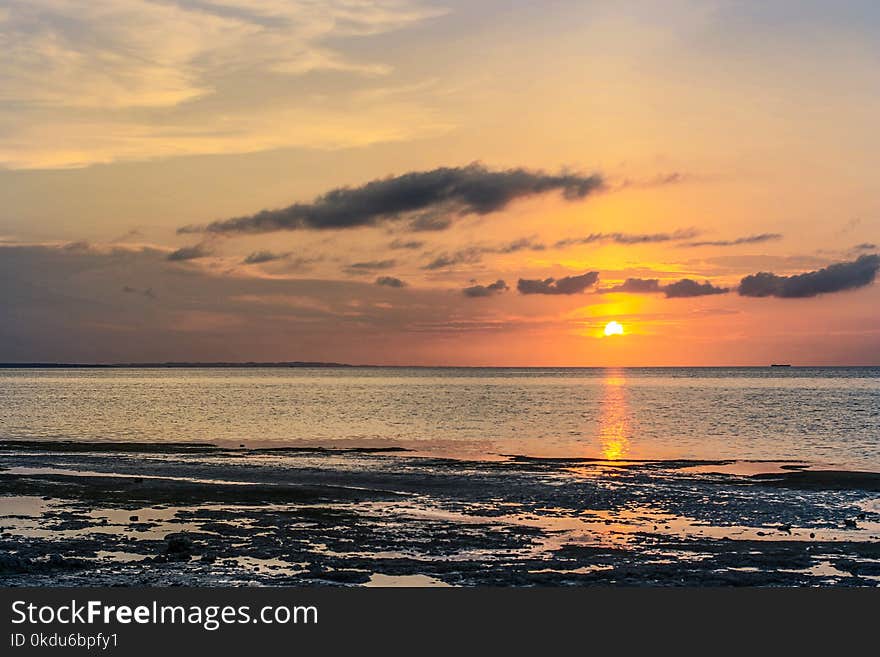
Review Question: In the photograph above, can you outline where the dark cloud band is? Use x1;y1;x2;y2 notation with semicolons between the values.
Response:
602;278;662;294
463;280;509;298
180;163;604;235
517;272;599;295
738;254;879;298
663;279;729;298
375;276;407;288
601;277;728;297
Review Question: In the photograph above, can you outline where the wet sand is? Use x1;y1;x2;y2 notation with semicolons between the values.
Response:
1;440;879;586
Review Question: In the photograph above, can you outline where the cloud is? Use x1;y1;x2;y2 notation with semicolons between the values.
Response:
181;164;605;235
463;280;509;298
738;254;879;298
122;285;155;299
0;1;448;168
615;172;692;189
344;259;397;275
496;237;546;253
407;214;454;232
375;276;407;288
243;252;322;270
423;249;483;270
682;233;783;247
602;278;662;294
663;279;729;298
283;256;323;272
112;228;144;244
517;272;599;295
423;237;546;270
0;242;548;362
167;243;213;261
389;239;425;250
601;277;728;297
698;254;828;274
243;250;289;264
554;229;698;248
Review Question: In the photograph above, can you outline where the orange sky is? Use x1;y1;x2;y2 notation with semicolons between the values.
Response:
1;1;878;365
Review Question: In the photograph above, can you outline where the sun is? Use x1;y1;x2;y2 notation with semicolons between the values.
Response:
603;321;624;337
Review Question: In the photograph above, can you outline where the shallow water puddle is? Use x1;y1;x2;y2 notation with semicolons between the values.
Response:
365;573;450;587
679;461;811;476
232;556;307;576
3;466;258;487
0;494;57;516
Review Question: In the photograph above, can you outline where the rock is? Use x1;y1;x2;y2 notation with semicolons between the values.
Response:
844;519;858;529
239;444;245;448
165;534;195;555
809;532;816;539
0;553;32;574
44;554;88;570
129;515;139;522
778;524;792;533
313;569;371;584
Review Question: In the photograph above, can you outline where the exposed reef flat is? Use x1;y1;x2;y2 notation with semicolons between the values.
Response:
1;441;878;586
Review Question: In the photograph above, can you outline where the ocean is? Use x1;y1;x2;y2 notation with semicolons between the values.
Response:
1;366;878;470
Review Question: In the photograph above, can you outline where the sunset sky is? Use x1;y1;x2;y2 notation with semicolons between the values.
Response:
1;0;879;365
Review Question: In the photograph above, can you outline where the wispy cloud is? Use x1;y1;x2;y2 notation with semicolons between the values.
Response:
0;0;448;168
423;249;484;270
423;236;546;270
681;233;783;248
554;229;698;248
389;239;426;250
167;243;213;261
243;250;289;264
614;171;692;189
122;285;155;300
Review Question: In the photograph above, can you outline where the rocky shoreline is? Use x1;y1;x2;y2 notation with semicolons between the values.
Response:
1;441;879;586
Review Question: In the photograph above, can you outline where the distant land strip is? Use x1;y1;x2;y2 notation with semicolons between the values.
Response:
0;362;354;368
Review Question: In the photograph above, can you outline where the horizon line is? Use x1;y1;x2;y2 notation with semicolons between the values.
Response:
1;362;878;369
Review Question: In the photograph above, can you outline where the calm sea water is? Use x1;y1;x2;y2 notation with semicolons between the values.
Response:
0;367;878;470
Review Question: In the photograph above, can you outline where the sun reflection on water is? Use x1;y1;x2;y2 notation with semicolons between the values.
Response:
598;371;631;461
